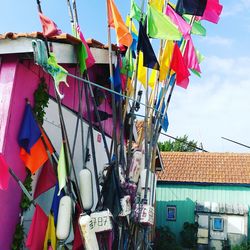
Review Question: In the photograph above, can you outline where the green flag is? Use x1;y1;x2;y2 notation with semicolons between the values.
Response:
46;53;69;99
130;0;144;22
147;4;182;40
183;15;206;36
121;49;134;78
57;144;67;195
77;43;88;75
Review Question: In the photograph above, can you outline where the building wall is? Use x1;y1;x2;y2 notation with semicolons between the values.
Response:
156;183;250;241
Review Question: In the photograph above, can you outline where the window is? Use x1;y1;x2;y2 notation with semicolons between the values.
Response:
212;217;224;231
167;206;176;221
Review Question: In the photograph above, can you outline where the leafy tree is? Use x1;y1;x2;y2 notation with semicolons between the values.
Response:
158;135;199;152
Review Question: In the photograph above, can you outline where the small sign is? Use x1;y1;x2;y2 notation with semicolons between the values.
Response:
90;210;113;232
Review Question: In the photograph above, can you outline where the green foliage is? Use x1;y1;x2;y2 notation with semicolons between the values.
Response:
232;241;250;250
33;77;49;125
20;169;33;211
180;222;199;249
158;135;199;152
11;223;24;250
155;226;182;250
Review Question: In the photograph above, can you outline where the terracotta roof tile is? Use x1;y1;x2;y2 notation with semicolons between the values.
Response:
158;152;250;185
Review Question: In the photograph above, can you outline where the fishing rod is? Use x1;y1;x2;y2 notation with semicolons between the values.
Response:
221;137;250;150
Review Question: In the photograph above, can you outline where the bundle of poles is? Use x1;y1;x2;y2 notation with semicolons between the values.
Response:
9;0;219;249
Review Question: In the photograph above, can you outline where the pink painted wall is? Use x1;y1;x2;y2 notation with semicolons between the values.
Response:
0;55;115;248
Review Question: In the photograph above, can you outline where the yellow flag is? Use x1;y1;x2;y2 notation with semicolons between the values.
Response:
149;0;164;12
43;213;56;250
126;16;138;35
159;40;174;82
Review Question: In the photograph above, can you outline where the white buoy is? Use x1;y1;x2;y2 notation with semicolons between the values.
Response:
56;196;72;240
79;213;99;250
79;168;93;211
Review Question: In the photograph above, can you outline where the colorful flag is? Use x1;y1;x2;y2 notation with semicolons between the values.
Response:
33;160;57;199
39;12;62;37
76;25;96;69
149;0;164;12
114;55;122;100
170;43;190;88
201;0;223;24
138;51;157;89
156;89;169;132
18;104;53;174
183;38;201;73
147;5;182;41
165;5;191;40
0;153;10;190
183;15;206;36
57;144;67;195
43;213;57;250
46;53;69;99
176;0;207;16
18;103;41;153
137;21;159;70
130;0;143;22
51;183;65;226
108;0;133;47
159;40;174;82
121;49;134;78
26;205;48;250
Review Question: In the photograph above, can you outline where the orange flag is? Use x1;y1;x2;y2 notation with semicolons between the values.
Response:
107;0;133;47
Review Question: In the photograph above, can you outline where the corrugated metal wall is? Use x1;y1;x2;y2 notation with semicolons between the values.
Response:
156;184;250;241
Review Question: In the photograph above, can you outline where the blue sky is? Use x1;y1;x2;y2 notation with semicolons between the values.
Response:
1;0;250;152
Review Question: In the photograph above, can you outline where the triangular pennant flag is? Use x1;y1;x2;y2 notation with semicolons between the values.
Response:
57;144;67;195
26;205;48;250
43;213;57;250
130;0;143;22
165;5;191;40
159;40;174;82
183;15;206;36
183;38;201;73
76;25;96;69
108;0;133;47
147;4;182;41
176;0;207;16
170;43;190;88
137;21;159;70
18;103;41;154
0;153;10;190
33;160;57;199
39;12;62;37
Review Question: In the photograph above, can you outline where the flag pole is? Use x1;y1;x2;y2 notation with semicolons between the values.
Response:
106;0;119;165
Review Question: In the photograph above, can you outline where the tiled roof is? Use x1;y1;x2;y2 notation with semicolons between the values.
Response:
158;152;250;185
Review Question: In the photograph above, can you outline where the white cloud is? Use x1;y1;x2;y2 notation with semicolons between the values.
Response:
200;36;233;48
163;55;250;153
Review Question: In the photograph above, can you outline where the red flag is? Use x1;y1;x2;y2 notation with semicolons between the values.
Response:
0;153;10;190
26;205;48;250
39;12;62;37
170;43;190;89
33;160;57;199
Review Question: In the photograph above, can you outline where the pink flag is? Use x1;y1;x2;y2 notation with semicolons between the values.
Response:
33;160;57;200
201;0;223;24
39;12;62;37
76;25;96;69
170;43;190;89
165;5;191;40
0;153;10;190
26;205;48;250
183;38;201;73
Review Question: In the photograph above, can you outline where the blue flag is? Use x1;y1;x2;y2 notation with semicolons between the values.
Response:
51;183;64;226
18;103;41;153
114;56;122;101
156;88;169;132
